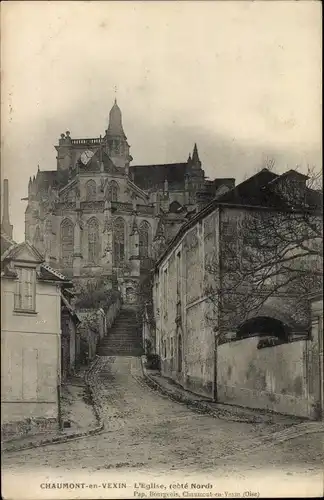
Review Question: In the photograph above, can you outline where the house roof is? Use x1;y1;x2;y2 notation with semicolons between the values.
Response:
39;262;73;286
154;168;322;270
1;235;72;287
1;239;44;263
215;169;281;207
216;168;322;210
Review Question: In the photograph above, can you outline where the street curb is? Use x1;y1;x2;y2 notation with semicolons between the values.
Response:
2;357;105;454
140;357;324;435
140;358;266;424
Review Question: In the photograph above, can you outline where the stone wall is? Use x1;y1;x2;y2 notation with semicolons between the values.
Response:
185;300;214;397
309;297;324;419
217;336;316;418
77;298;121;364
105;298;121;330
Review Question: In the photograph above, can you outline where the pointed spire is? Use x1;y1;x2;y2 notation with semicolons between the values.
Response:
192;143;201;168
188;153;192;163
107;99;126;138
1;179;13;238
192;143;199;162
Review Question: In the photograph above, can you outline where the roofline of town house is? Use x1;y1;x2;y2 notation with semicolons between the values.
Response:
153;197;321;273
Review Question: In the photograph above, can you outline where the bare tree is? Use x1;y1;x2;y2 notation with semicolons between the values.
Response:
205;167;323;335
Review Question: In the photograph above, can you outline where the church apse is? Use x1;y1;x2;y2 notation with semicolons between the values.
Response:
24;98;235;302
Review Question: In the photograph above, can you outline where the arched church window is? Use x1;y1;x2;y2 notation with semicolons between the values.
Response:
113;217;125;264
106;181;119;202
87;218;100;264
139;220;150;258
61;218;74;267
86;180;96;201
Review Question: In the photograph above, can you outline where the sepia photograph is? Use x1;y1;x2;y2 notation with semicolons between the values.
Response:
1;1;323;499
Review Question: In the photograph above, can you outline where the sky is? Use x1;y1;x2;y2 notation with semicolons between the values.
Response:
1;1;322;241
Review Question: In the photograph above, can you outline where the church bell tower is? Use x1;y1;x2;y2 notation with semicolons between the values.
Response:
104;99;133;170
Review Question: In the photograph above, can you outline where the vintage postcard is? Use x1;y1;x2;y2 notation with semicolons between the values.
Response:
1;1;323;499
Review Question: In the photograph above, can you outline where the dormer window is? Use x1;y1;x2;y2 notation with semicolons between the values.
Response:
14;267;36;312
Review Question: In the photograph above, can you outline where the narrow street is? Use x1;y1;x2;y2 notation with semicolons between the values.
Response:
2;357;323;499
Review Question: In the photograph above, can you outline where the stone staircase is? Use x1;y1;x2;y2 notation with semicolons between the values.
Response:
97;306;143;357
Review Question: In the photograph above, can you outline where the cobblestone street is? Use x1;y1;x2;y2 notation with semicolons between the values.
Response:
2;357;323;499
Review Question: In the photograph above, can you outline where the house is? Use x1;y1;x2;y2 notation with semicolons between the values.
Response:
1;233;75;439
153;168;323;419
1;179;77;439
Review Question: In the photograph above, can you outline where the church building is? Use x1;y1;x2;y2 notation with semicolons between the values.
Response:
24;99;234;303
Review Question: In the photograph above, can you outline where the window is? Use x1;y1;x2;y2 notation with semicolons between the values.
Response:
88;218;100;264
61;219;74;267
106;181;119;202
86;180;96;201
14;267;36;312
113;217;125;264
139;220;150;258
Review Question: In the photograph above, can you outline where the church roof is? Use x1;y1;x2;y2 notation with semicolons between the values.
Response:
78;148;121;173
130;162;188;190
35;170;61;189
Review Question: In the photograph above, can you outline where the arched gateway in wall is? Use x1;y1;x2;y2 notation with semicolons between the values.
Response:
234;304;307;346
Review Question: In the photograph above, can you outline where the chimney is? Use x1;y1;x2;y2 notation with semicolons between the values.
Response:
1;179;13;238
